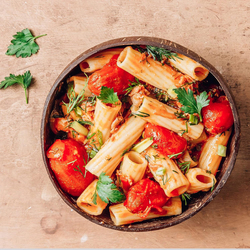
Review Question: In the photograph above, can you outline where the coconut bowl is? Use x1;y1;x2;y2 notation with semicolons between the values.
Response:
40;36;240;232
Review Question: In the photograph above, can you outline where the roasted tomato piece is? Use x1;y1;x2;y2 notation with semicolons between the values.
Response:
46;139;95;196
144;123;187;159
202;96;234;134
87;54;135;95
124;178;169;218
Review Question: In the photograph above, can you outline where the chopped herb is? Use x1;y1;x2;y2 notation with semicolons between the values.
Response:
178;161;191;175
106;157;112;161
63;74;88;113
67;159;77;165
97;86;120;105
189;114;199;125
217;145;227;157
172;170;179;174
125;78;143;95
73;165;87;178
152;144;158;149
121;147;131;157
146;45;182;62
6;28;47;58
78;119;94;126
156;167;166;176
206;170;212;174
174;111;188;120
132;111;150;117
0;70;33;104
180;121;188;136
168;151;183;159
181;193;191;206
211;179;215;191
87;132;96;140
93;172;126;204
90;150;97;159
97;130;103;148
173;88;210;122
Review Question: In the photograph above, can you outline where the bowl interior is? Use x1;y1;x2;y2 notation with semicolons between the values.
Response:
41;36;240;232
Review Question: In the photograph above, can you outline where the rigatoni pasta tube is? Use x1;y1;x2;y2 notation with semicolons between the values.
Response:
186;168;216;194
85;116;146;177
109;197;182;226
132;96;204;140
80;48;123;73
198;128;232;175
90;99;121;145
146;148;190;197
117;46;192;90
169;53;209;81
120;151;148;183
68;75;92;97
76;180;107;216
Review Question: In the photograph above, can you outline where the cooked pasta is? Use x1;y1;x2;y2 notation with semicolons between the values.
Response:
46;44;234;227
80;48;123;73
198;128;232;175
186;168;216;194
169;53;209;81
131;96;204;140
146;147;190;197
117;46;193;90
109;197;182;226
76;180;107;216
120;151;148;184
85;116;146;177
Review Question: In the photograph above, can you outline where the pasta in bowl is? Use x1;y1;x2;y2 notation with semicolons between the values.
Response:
41;37;240;231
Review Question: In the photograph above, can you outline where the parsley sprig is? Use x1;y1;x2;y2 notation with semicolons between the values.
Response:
0;70;32;104
97;86;120;105
181;193;191;206
174;88;210;122
92;172;126;205
6;28;47;58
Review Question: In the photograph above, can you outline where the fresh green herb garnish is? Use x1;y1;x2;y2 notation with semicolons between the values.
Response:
132;111;150;118
206;170;212;174
145;154;150;162
77;119;94;126
180;121;189;136
92;172;126;205
178;161;191;175
63;76;88;113
125;78;143;95
73;165;87;178
181;193;191;206
168;151;183;159
97;86;120;105
189;114;199;125
173;88;210;122
172;170;179;174
0;70;32;104
174;111;188;120
146;45;182;62
6;28;47;58
87;132;96;140
97;130;103;148
211;179;215;191
89;150;97;159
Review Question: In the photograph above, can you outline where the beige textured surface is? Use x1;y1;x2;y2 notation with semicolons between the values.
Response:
0;0;249;248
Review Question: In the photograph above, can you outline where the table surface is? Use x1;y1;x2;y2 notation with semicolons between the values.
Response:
0;0;249;248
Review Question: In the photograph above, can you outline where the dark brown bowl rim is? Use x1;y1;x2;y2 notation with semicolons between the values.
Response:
41;36;241;232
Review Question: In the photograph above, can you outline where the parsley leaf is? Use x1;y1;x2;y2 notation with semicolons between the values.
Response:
173;88;210;122
94;172;126;204
97;86;120;105
0;70;33;103
6;28;47;58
